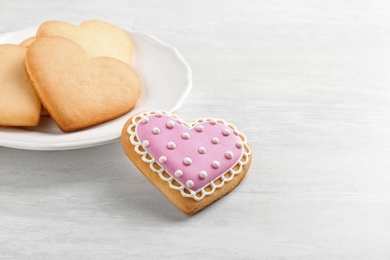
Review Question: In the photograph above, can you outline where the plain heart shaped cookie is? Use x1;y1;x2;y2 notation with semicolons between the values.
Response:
36;20;133;64
0;44;41;126
25;36;142;132
121;111;252;215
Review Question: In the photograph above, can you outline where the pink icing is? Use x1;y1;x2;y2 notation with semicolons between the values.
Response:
136;114;243;191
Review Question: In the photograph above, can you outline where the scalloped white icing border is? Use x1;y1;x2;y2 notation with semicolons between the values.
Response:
127;110;251;201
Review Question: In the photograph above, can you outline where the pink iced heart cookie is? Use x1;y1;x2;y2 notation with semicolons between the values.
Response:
121;111;252;215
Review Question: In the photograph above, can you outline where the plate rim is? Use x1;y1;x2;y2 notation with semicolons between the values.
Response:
0;27;192;151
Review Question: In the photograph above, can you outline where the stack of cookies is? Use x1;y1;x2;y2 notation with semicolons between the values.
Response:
0;20;142;132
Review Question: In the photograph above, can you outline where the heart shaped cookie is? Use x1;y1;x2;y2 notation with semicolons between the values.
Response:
36;20;133;64
0;44;41;126
25;36;142;132
121;111;252;215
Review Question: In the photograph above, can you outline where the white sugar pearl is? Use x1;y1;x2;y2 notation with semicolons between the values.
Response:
175;170;183;177
140;117;149;124
209;119;217;125
183;157;192;166
199;171;207;179
225;151;233;159
142;140;149;148
236;142;243;149
212;161;220;169
222;128;231;136
155;112;163;117
166;120;175;129
198;147;206;154
152;127;160;134
186;180;194;188
159;156;167;164
211;137;219;144
167;142;176;150
181;132;190;140
195;125;204;132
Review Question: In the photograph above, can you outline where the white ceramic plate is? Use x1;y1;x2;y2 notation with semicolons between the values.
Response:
0;27;192;150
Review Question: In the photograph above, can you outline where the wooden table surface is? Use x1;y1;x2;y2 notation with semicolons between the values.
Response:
1;1;390;259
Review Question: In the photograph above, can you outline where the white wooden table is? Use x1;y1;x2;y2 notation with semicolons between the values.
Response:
1;1;390;259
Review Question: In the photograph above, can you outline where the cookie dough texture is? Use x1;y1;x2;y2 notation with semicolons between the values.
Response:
25;36;142;132
19;37;36;48
0;44;41;126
